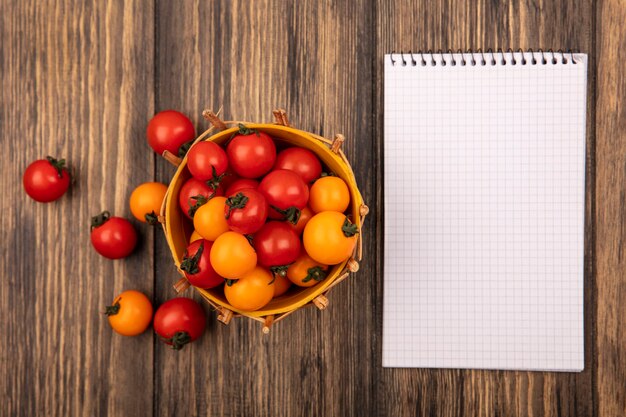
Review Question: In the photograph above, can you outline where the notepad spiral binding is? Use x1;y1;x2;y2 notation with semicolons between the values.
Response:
388;48;580;66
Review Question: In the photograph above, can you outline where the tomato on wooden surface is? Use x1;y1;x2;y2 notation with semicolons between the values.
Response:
224;266;275;311
253;221;301;274
193;196;230;241
106;290;153;336
273;147;322;183
224;189;268;234
303;211;358;265
309;176;350;213
178;177;222;220
210;231;257;279
23;156;71;203
90;211;138;259
226;124;276;178
272;273;292;297
187;141;229;185
154;298;206;350
179;239;223;289
225;178;259;197
147;110;195;156
290;206;313;236
287;251;329;287
129;182;168;224
258;169;309;223
189;230;203;243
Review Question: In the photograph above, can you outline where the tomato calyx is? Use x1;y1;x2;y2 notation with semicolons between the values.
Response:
187;194;211;218
178;140;194;158
224;192;249;219
270;205;301;225
180;241;204;275
46;156;67;178
302;266;327;283
342;217;359;237
104;300;121;316
244;234;254;246
224;278;237;287
320;171;337;178
91;211;111;230
145;211;159;225
236;123;260;137
164;331;192;350
205;166;227;191
269;265;291;284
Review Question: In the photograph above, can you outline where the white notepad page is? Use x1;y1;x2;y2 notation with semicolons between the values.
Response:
382;52;587;371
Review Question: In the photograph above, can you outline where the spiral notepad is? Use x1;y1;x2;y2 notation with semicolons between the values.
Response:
383;50;587;371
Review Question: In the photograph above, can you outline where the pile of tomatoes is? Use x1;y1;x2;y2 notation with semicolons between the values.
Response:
179;123;358;312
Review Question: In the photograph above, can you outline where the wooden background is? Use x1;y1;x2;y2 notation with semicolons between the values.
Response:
1;0;624;416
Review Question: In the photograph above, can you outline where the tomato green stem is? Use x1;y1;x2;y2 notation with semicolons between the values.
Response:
177;140;194;158
166;331;192;350
225;192;249;219
206;166;226;191
104;300;121;316
302;266;327;283
269;265;291;284
270;205;301;225
237;123;259;136
187;194;210;218
225;278;237;287
145;211;159;225
46;156;67;178
91;211;111;229
180;241;204;275
342;217;359;237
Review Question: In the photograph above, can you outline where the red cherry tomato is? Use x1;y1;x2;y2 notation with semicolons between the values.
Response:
187;141;229;183
258;169;309;222
23;156;71;203
253;221;301;272
147;110;195;156
178;177;222;219
225;178;259;197
179;239;223;289
274;147;322;183
90;211;138;259
224;189;269;234
226;124;276;178
154;298;206;350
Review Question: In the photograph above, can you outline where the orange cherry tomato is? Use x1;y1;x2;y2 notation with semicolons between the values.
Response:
309;176;350;213
287;251;329;287
273;273;292;296
290;206;313;236
106;290;153;336
189;230;203;243
303;211;358;265
193;196;230;241
210;231;257;278
224;266;275;311
129;182;168;224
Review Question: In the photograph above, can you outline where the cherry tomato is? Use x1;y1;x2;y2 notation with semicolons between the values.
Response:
106;290;153;336
178;177;222;219
274;147;322;183
303;211;358;265
224;266;275;311
193;196;230;241
23;156;71;203
129;182;168;224
90;211;138;259
290;206;313;236
253;221;301;274
210;231;257;279
287;251;329;287
154;298;206;350
309;176;350;213
189;230;203;243
225;178;259;197
147;110;195;156
226;124;276;178
179;239;223;289
258;169;309;222
224;189;268;234
187;141;229;184
273;273;292;297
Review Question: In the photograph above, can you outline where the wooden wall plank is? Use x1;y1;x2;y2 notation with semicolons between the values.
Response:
595;0;626;415
153;1;375;416
0;1;155;416
374;1;595;416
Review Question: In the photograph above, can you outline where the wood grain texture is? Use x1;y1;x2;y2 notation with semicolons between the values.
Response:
0;1;155;416
595;0;626;415
374;1;596;416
